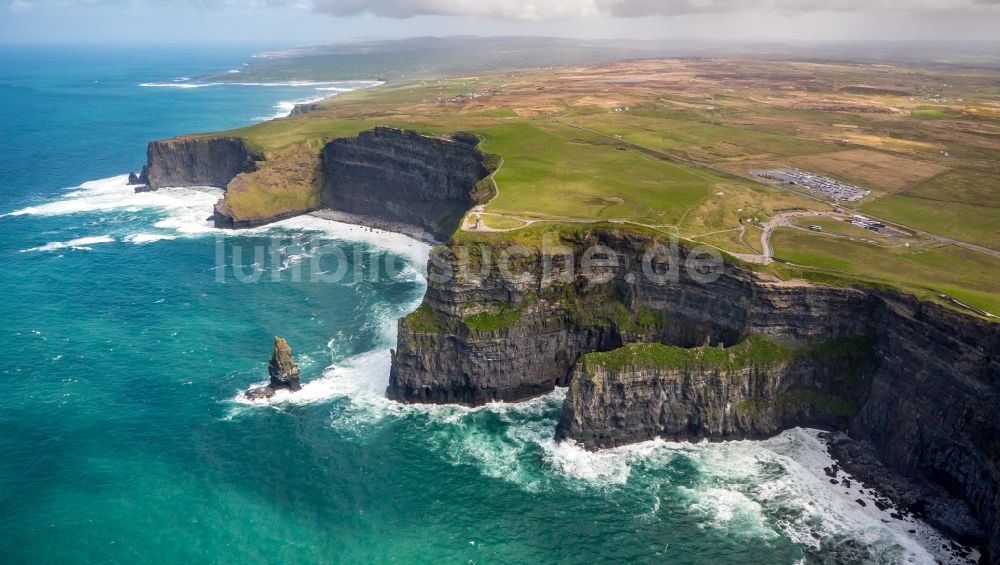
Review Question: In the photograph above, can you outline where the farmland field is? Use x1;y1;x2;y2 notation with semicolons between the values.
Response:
194;57;1000;317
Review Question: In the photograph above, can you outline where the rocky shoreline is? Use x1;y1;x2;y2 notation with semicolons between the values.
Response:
389;226;999;558
136;125;1000;561
134;127;495;235
823;432;983;551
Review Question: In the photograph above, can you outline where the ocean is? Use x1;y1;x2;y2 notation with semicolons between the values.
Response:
0;44;952;564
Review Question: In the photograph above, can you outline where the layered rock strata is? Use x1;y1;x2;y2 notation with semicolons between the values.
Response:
555;335;876;449
320;127;492;241
388;226;1000;557
137;128;493;235
245;337;302;400
137;137;262;190
140;128;1000;558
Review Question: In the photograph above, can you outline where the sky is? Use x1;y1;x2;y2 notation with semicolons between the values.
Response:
2;0;1000;44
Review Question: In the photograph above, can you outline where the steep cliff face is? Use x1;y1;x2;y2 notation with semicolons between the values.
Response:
138;128;493;235
556;335;875;449
859;297;1000;557
388;226;1000;556
389;229;878;405
139;137;263;190
320;127;493;241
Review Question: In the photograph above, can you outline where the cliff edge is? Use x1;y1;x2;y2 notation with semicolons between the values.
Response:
138;137;262;190
389;226;1000;558
136;127;494;236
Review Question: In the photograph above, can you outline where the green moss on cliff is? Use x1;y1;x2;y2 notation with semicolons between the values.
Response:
462;295;537;332
403;302;447;333
217;142;323;222
636;309;665;328
464;308;523;332
581;334;793;375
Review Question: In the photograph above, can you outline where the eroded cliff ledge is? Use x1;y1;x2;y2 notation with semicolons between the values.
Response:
556;334;876;449
138;129;1000;557
388;226;1000;557
138;137;263;190
320;127;493;241
137;128;494;236
388;228;878;405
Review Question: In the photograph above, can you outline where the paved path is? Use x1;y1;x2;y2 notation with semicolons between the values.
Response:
759;211;830;263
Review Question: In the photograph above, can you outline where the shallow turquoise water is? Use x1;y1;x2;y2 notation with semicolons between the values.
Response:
0;45;943;564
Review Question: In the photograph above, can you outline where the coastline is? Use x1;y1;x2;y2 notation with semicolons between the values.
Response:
131;115;997;560
309;209;440;244
137;78;384;121
6;148;984;565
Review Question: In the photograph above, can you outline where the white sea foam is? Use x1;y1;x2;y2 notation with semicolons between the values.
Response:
228;285;423;415
139;82;219;89
219;315;947;565
20;235;115;253
3;175;223;222
260;96;326;120
125;233;177;244
1;174;434;270
370;399;958;564
272;215;431;273
539;434;635;485
4;170;973;562
264;82;383;120
762;429;974;563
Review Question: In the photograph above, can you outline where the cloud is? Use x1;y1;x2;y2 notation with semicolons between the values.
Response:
309;0;1000;20
9;0;32;12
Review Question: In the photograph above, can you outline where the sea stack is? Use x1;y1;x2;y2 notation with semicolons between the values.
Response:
245;337;302;400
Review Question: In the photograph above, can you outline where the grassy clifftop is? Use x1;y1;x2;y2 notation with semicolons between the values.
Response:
191;57;1000;315
580;334;793;375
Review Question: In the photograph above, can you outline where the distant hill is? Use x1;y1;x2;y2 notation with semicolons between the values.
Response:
199;36;1000;83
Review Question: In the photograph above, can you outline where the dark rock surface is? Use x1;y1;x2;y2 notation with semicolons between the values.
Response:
822;431;984;546
127;171;142;185
211;203;308;230
555;338;875;449
387;227;1000;559
389;229;878;405
245;337;302;400
137;136;262;191
138;125;1000;558
320;127;492;241
137;127;492;235
289;102;320;116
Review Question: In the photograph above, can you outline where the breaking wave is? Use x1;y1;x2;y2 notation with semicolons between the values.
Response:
3;175;222;227
2;148;965;565
20;235;115;253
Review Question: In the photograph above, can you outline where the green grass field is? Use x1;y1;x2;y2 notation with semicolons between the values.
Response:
863;169;1000;249
477;121;732;223
911;107;964;120
561;112;834;158
772;228;1000;314
864;196;999;249
189;58;1000;318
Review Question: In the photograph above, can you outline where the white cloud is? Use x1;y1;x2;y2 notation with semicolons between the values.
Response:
10;0;32;12
308;0;1000;19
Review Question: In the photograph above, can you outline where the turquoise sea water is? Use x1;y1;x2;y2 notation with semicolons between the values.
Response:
0;45;951;564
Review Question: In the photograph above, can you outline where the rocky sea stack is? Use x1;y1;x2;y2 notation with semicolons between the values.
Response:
245;337;302;400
